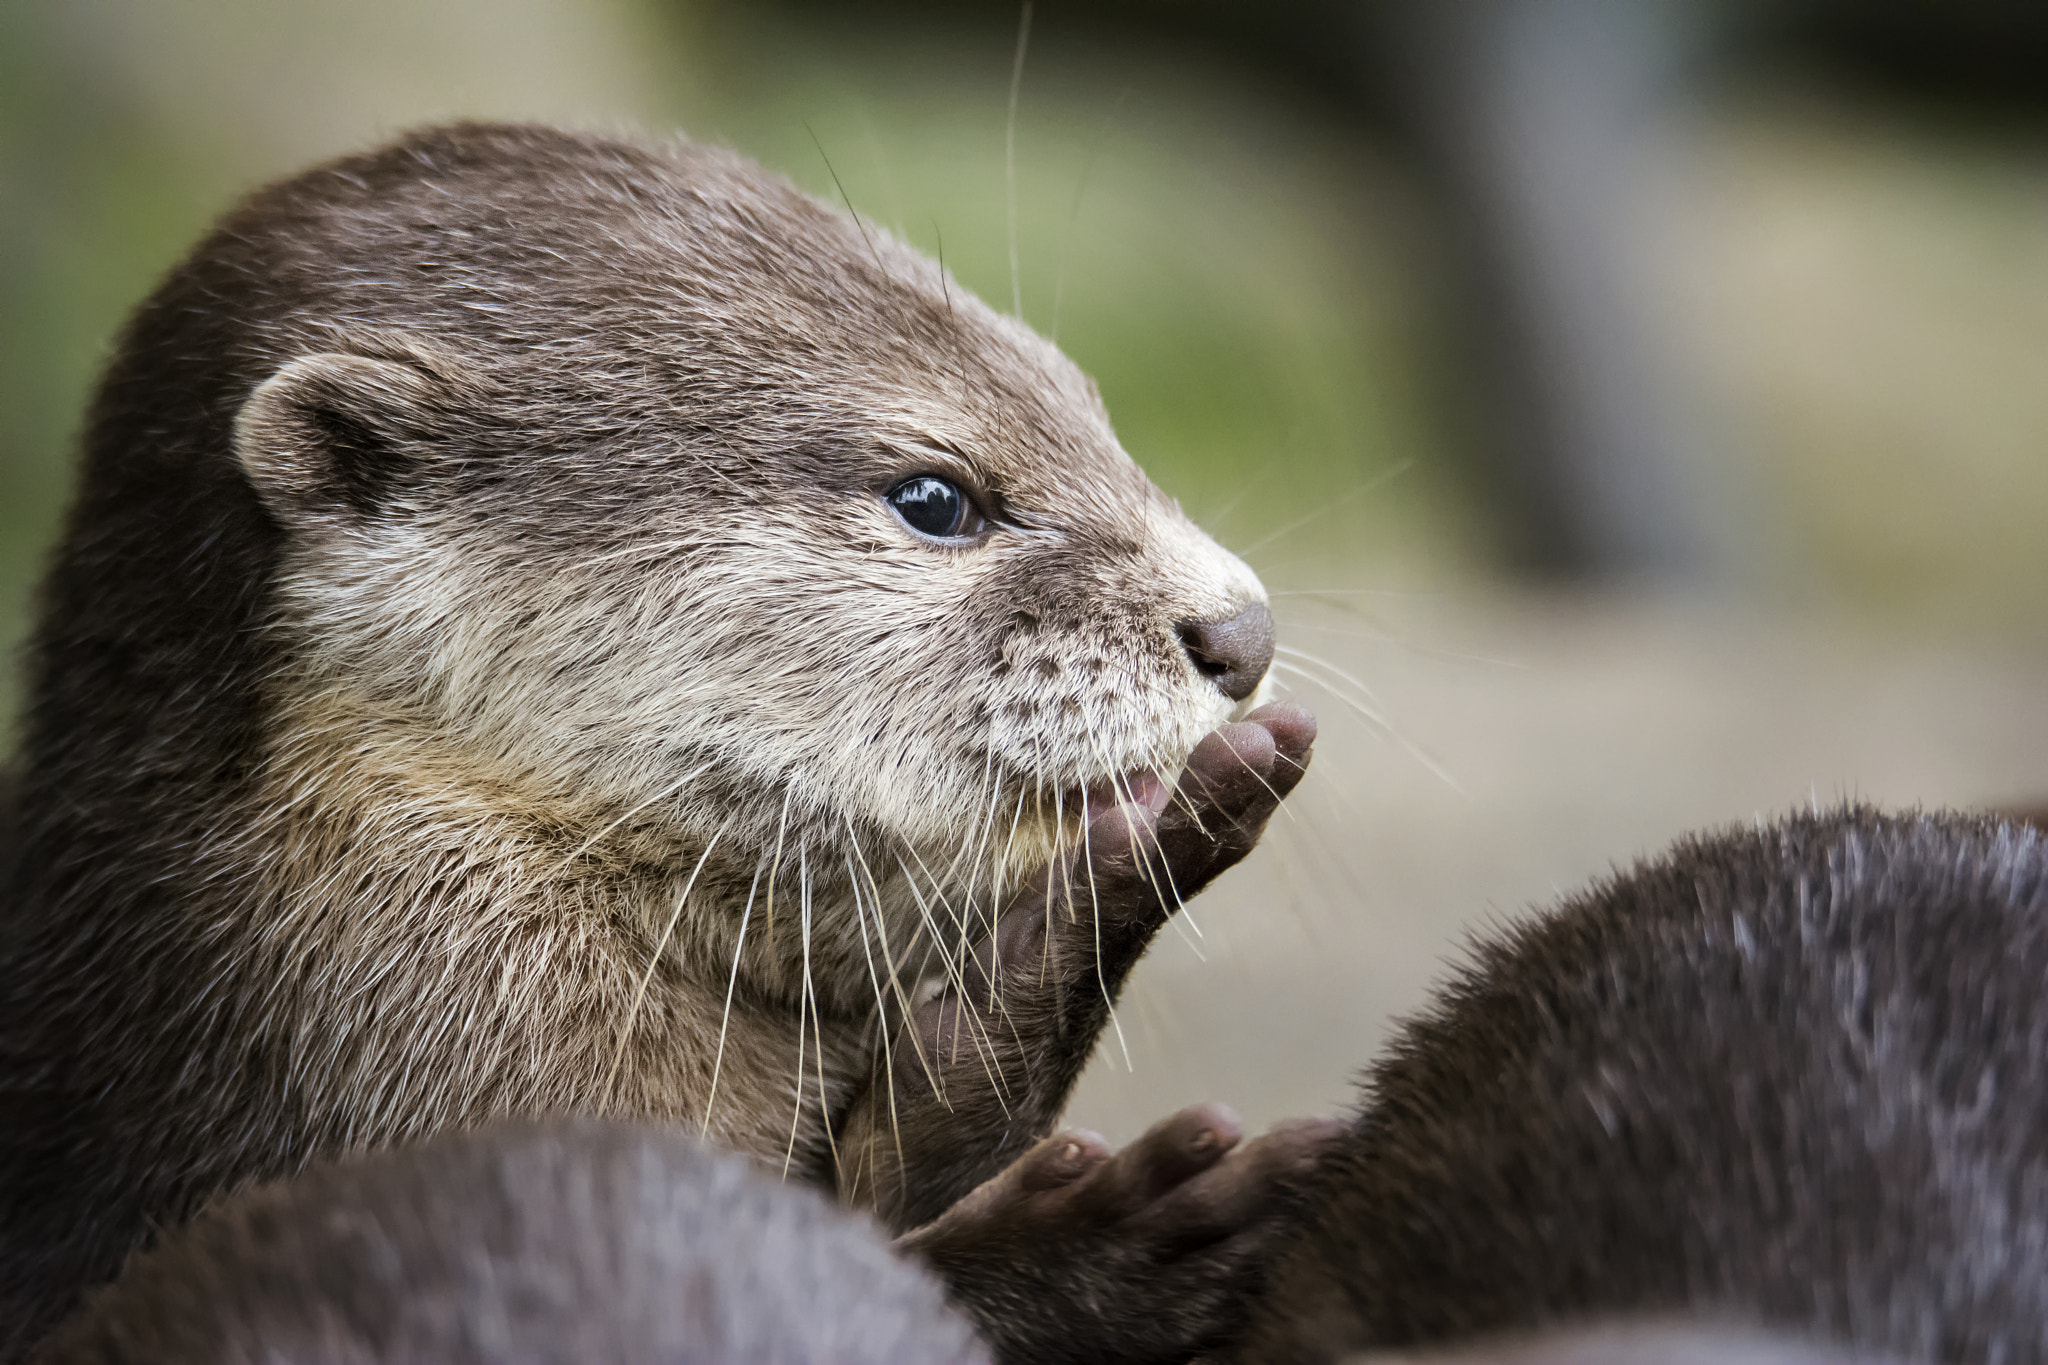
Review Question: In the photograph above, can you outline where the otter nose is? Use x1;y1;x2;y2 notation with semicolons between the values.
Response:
1176;602;1275;702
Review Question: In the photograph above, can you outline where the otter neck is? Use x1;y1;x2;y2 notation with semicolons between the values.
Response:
199;681;916;1167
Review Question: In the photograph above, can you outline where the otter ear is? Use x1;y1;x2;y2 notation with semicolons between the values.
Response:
233;341;474;527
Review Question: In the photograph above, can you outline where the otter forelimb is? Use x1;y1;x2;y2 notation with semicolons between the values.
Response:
838;701;1328;1363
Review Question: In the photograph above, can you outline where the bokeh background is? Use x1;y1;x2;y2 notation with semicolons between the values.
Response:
5;0;2048;1139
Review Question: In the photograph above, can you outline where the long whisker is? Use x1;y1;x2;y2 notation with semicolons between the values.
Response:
1086;727;1204;954
806;121;884;273
1274;643;1387;713
845;852;909;1186
906;852;1009;1101
1277;605;1532;672
1272;649;1392;739
798;846;840;1182
1077;789;1132;1069
782;840;812;1179
917;763;1001;1005
958;749;1007;938
1202;722;1288;811
983;785;1032;1009
602;814;732;1108
1268;657;1390;738
922;750;999;963
892;849;1006;1080
1121;760;1207;954
1276;619;1395;644
893;850;1007;1108
1270;654;1466;796
934;220;953;318
893;851;972;998
1005;0;1034;320
700;854;765;1134
1044;775;1068;985
1027;727;1062;984
845;820;940;1100
1232;461;1413;561
932;220;974;398
961;783;1034;1052
1050;85;1129;345
1194;463;1278;537
544;760;712;881
764;785;795;939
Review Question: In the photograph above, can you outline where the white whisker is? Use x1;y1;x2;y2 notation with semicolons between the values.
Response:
1233;461;1413;561
845;852;910;1181
603;813;731;1109
763;785;795;938
1050;86;1128;345
1077;789;1131;1070
700;854;764;1134
797;846;840;1182
1270;654;1466;797
781;840;811;1180
543;759;712;880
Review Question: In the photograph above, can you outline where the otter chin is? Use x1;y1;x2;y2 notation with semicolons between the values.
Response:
0;121;1314;1358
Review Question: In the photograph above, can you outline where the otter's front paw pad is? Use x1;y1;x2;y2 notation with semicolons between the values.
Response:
899;1103;1343;1365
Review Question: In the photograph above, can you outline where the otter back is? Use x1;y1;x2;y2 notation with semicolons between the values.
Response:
1234;807;2048;1364
31;1121;987;1365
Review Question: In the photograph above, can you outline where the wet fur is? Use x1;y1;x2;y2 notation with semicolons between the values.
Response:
1231;807;2048;1364
0;123;1267;1352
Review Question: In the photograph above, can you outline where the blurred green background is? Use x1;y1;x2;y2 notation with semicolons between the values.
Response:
6;0;2048;1132
10;3;2048;731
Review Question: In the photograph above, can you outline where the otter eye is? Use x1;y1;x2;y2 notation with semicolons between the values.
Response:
885;475;982;540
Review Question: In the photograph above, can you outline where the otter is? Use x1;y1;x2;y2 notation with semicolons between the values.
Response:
1228;807;2048;1364
32;1121;991;1365
0;122;1325;1359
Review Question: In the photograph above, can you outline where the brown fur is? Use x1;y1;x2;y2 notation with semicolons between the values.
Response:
0;123;1281;1354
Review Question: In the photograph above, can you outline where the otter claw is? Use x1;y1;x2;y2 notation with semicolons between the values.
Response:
898;1104;1343;1365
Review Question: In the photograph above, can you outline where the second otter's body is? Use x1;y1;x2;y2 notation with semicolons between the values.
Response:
32;1122;989;1365
1234;808;2048;1364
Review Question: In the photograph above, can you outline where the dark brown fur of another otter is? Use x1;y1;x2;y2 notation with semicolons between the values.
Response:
0;122;1319;1360
1230;807;2048;1364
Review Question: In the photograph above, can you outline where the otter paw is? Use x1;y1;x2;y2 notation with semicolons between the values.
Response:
898;1104;1343;1365
960;700;1320;1040
843;705;1317;1231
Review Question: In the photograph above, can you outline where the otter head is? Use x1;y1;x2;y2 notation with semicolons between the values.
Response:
228;124;1271;909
